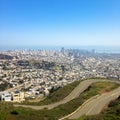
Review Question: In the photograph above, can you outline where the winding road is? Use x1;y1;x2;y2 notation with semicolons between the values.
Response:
65;86;120;119
14;79;120;119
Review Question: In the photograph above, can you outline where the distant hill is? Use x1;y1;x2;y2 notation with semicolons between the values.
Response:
17;59;56;70
0;54;13;59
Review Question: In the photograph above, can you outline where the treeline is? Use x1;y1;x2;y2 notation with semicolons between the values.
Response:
16;59;56;70
0;54;13;60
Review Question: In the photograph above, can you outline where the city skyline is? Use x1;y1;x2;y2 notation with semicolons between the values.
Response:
0;0;120;47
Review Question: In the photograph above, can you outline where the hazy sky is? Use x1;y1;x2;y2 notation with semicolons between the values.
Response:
0;0;120;47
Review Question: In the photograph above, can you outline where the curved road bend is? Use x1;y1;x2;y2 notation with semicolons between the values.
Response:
14;79;119;110
68;86;120;119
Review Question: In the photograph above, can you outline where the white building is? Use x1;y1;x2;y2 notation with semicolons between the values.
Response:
0;91;12;101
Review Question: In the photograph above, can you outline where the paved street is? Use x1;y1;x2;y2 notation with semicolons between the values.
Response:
68;86;120;119
14;79;119;110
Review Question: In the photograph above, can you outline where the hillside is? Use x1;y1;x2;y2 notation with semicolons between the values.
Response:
0;80;119;120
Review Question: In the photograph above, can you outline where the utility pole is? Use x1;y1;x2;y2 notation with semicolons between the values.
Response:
117;75;120;80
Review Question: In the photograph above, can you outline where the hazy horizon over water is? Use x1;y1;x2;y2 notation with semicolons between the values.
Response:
0;46;120;53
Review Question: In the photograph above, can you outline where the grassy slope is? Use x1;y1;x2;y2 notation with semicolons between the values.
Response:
0;80;119;120
23;80;80;105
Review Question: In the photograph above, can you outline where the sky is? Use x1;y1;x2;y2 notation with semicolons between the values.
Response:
0;0;120;48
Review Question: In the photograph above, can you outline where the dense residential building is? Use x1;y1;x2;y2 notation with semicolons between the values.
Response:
0;49;120;102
